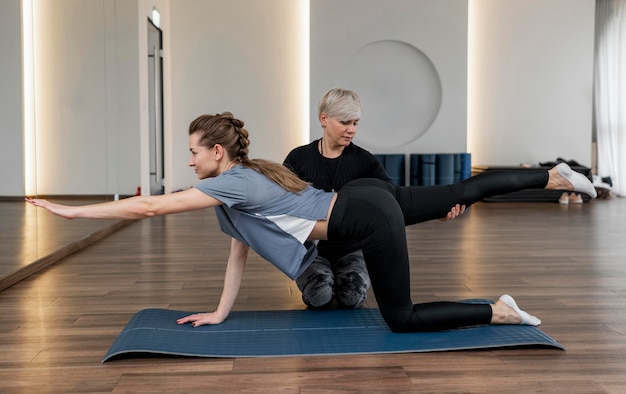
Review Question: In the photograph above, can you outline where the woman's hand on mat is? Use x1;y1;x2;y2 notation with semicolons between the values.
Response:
439;204;466;222
177;312;225;327
25;197;77;219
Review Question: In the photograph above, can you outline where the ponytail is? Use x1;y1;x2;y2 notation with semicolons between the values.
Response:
189;112;309;193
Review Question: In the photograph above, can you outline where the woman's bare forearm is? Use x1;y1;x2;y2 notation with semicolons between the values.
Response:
214;239;249;320
25;188;222;220
26;196;159;220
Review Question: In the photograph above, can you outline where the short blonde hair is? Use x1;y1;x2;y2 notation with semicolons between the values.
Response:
318;88;362;121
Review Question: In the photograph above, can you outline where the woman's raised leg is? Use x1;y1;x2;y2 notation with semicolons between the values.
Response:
392;163;595;225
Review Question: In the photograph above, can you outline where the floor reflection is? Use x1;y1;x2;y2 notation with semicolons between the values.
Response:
1;198;122;284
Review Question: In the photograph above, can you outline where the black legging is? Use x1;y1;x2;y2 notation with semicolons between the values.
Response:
327;169;549;332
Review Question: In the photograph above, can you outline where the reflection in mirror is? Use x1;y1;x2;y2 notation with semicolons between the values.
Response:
0;197;129;291
0;0;140;289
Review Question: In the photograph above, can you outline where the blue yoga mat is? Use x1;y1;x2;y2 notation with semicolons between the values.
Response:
102;306;564;362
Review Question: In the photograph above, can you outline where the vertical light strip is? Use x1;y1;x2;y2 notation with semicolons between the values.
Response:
299;0;310;142
467;0;476;157
22;0;36;196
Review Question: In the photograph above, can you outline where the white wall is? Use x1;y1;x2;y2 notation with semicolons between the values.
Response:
167;0;309;191
0;0;24;196
34;0;110;195
311;0;468;155
468;0;595;167
0;0;597;196
113;0;142;195
29;0;141;196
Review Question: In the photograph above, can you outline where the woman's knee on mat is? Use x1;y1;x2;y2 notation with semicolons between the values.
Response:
377;304;419;333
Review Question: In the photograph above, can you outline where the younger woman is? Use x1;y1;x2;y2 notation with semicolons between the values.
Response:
26;112;596;332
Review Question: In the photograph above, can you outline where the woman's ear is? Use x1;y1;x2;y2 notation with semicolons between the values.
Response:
213;144;224;159
320;112;327;128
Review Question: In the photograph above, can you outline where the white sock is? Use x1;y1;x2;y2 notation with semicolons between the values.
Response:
499;294;541;326
555;163;597;198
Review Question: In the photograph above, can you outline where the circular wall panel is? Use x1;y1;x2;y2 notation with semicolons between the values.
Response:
338;40;442;149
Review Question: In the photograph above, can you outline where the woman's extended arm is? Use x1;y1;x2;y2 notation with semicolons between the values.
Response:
25;187;221;220
176;238;249;327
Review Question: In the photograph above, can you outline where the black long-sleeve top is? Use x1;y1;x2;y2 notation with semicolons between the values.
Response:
284;140;392;260
283;140;391;192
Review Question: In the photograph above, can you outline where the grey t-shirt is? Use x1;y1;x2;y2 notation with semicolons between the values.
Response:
195;165;335;279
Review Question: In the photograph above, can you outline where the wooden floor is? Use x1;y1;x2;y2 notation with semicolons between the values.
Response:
0;198;129;291
1;197;626;393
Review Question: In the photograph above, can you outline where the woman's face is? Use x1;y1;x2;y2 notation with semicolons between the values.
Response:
188;132;219;179
321;113;359;148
